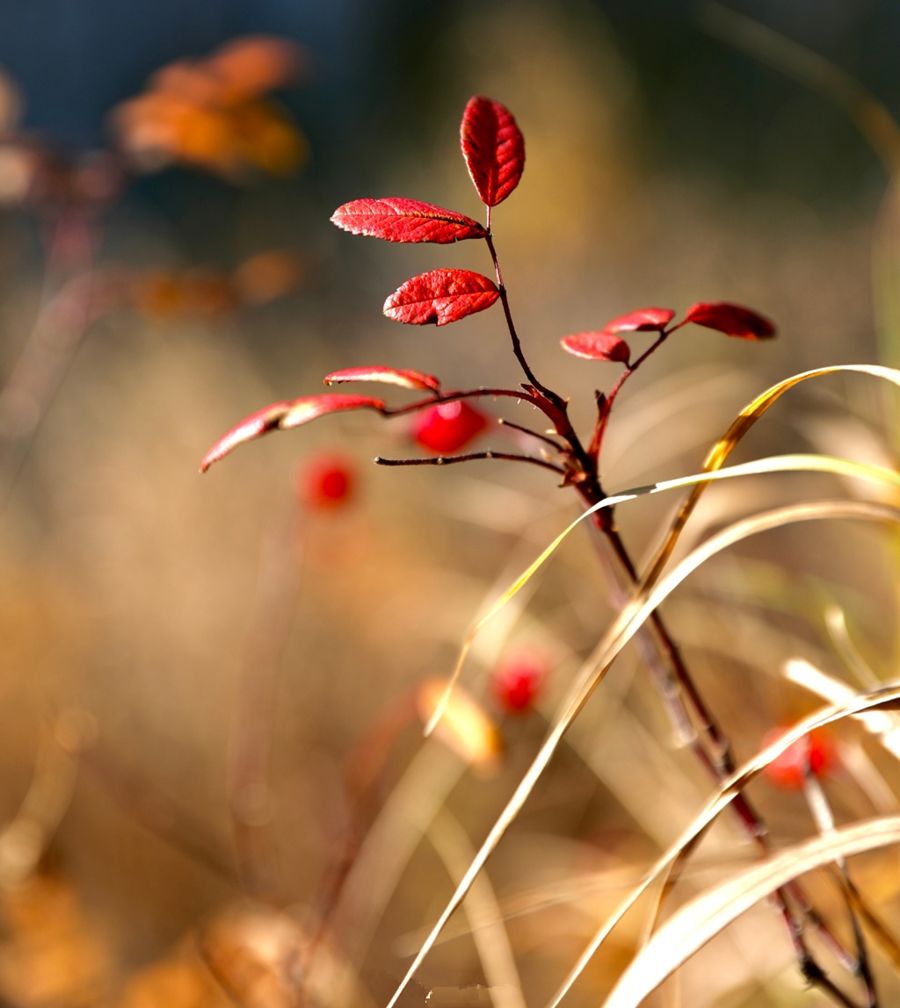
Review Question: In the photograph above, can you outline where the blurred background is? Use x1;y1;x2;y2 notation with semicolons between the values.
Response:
1;1;899;1005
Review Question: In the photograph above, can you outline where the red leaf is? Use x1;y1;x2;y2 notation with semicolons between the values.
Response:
604;306;675;334
560;331;631;364
683;301;776;340
383;269;499;326
330;197;486;243
200;394;384;472
460;96;525;207
323;365;441;393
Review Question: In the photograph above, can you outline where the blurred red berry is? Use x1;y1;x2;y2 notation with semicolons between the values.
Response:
298;453;355;509
761;726;837;791
412;401;488;454
492;654;546;714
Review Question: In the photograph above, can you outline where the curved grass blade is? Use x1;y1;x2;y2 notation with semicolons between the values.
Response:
550;634;900;1006
429;809;527;1008
642;364;900;598
602;814;900;1008
422;451;900;735
389;499;900;1008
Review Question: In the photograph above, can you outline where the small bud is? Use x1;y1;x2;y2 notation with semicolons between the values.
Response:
411;401;488;454
298;453;355;510
761;726;837;791
492;653;546;714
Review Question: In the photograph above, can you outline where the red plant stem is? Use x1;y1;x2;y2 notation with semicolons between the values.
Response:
478;235;862;1003
483;231;563;407
374;450;566;476
227;503;303;900
497;416;566;451
803;774;879;1007
381;386;549;417
590;330;670;462
0;212;103;505
306;688;419;966
577;467;862;996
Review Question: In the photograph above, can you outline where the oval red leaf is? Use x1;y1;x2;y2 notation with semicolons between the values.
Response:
460;96;525;208
383;269;499;326
330;197;486;243
323;365;441;393
560;331;631;364
604;306;675;334
200;394;384;472
683;301;776;340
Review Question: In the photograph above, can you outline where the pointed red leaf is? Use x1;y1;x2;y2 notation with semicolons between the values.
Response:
200;394;384;472
323;365;441;393
383;269;499;326
604;306;675;334
683;301;776;340
560;331;631;364
330;197;486;243
460;96;525;207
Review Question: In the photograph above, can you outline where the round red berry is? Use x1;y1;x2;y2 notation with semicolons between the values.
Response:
411;401;488;454
298;453;355;510
761;726;836;791
492;654;546;714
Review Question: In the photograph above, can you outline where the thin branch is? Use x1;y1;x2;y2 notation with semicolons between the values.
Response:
381;386;550;417
590;330;670;462
497;417;566;451
374;451;566;476
596;519;863;1004
484;232;561;405
805;772;879;1007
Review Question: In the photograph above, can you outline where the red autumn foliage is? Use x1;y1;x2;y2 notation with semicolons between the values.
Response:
323;365;441;393
492;653;546;714
411;401;488;454
460;96;525;208
603;306;675;334
330;197;486;244
383;268;499;326
299;453;355;510
684;301;776;340
560;330;631;364
761;727;837;791
200;394;384;472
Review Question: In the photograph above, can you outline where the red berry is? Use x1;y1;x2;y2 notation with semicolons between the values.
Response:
411;401;488;454
298;453;355;509
761;726;836;791
492;654;546;714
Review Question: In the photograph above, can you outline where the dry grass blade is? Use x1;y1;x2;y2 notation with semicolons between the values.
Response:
549;676;900;1008
424;448;900;735
642;363;900;592
601;815;900;1008
428;810;527;1008
388;499;900;1008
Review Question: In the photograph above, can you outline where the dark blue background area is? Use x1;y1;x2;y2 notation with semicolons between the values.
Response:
0;0;354;148
0;0;896;235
